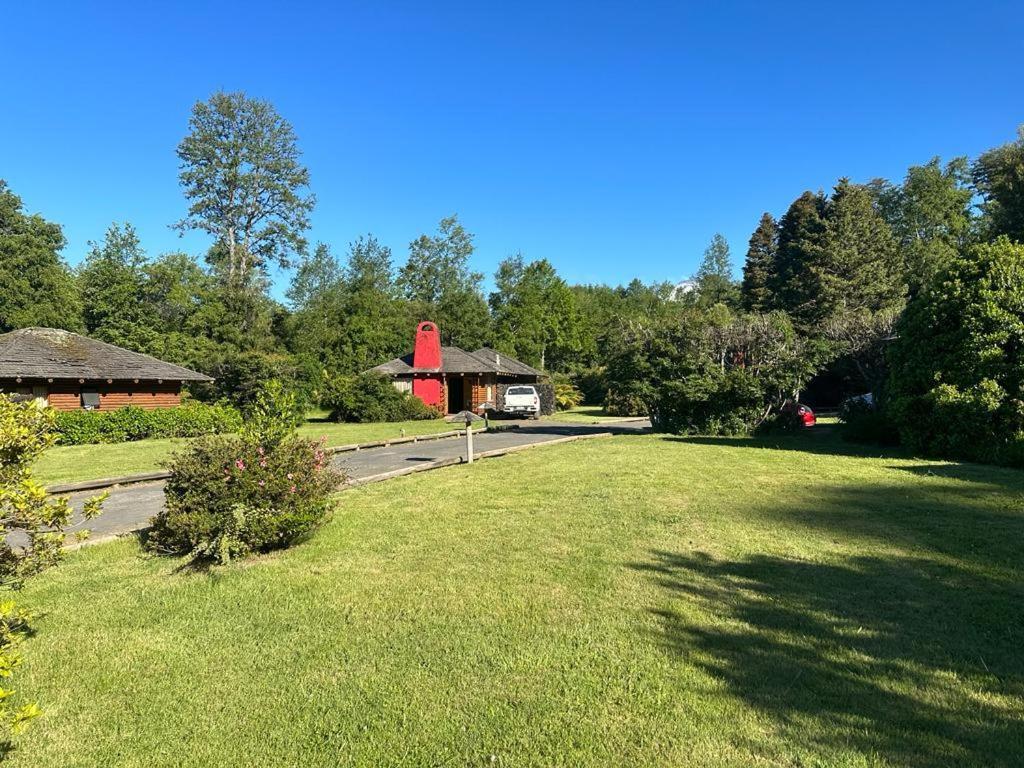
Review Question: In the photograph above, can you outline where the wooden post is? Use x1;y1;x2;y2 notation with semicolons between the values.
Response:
466;424;474;464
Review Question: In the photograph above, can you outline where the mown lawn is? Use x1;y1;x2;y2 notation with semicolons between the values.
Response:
33;418;460;486
541;405;643;423
10;430;1023;766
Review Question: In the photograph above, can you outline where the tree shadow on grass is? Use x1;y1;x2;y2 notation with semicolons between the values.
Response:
664;427;912;461
629;481;1024;767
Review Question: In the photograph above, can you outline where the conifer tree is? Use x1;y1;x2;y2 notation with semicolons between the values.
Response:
740;213;778;312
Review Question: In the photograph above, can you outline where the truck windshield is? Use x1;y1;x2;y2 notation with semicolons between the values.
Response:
507;387;535;395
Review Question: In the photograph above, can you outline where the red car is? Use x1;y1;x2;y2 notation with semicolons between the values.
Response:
782;401;817;427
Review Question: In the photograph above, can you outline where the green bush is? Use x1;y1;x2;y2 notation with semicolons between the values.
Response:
52;402;242;445
0;395;105;745
148;380;342;564
651;369;764;435
322;373;439;423
551;374;583;411
573;367;608;406
147;434;342;563
887;238;1024;466
839;398;900;446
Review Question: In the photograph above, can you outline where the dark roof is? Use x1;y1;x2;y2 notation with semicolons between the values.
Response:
369;345;543;378
0;328;213;382
472;347;544;377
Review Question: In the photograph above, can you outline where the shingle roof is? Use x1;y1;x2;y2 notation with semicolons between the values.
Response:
0;328;213;382
471;347;544;377
369;345;543;378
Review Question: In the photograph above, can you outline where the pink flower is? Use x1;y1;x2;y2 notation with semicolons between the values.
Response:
289;485;297;494
235;459;245;471
259;459;267;468
258;480;265;488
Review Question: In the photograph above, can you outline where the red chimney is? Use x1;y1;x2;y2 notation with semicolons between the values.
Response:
411;321;443;409
412;321;441;369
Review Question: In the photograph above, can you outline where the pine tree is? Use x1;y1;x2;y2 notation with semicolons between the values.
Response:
694;233;738;306
817;179;904;318
740;213;778;312
770;191;828;325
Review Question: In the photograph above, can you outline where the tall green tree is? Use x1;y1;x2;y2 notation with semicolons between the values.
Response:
0;181;81;332
288;237;409;377
816;179;904;319
398;215;489;348
490;255;580;370
142;251;220;367
694;233;738;306
741;213;778;312
973;126;1024;242
877;157;974;295
769;190;828;325
78;223;157;352
175;91;315;289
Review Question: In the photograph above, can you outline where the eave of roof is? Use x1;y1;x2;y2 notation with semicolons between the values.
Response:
0;328;213;382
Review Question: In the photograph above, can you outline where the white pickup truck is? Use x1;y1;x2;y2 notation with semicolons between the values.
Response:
502;385;541;418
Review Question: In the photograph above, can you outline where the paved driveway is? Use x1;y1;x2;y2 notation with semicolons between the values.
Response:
64;420;649;541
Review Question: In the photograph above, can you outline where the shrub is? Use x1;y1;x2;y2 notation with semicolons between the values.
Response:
52;402;241;445
0;395;104;745
573;366;608;406
322;373;439;423
551;374;583;411
839;397;900;446
887;238;1024;466
651;369;764;435
147;435;341;563
240;380;305;449
148;382;343;564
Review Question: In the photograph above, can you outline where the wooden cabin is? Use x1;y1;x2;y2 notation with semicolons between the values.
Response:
368;321;544;414
0;327;212;411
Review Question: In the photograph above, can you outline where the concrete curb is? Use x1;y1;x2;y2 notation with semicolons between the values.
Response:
64;430;615;549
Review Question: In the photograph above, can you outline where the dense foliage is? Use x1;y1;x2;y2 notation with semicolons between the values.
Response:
4;89;1024;462
52;402;241;446
323;373;440;423
606;308;816;434
148;384;342;564
0;396;104;742
886;238;1024;465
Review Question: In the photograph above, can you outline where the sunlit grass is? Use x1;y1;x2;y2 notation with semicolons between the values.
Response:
10;430;1023;766
34;418;454;486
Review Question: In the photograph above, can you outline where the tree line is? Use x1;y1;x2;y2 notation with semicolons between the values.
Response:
3;90;1024;458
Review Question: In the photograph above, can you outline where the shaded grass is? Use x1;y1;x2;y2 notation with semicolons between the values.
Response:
33;418;454;486
9;431;1024;766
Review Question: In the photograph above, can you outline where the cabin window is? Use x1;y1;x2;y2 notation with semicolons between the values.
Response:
393;379;412;394
81;390;101;410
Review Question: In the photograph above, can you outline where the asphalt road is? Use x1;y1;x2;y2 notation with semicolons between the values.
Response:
63;420;649;542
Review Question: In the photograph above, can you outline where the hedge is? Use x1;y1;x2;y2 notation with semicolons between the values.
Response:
53;402;242;446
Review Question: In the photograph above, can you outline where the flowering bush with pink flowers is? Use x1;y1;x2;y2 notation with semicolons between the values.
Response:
147;434;342;563
147;382;343;564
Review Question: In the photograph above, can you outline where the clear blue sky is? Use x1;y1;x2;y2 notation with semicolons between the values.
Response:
4;1;1023;300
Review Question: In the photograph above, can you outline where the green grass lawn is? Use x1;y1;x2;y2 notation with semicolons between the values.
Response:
33;418;459;486
545;405;644;423
11;430;1023;766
